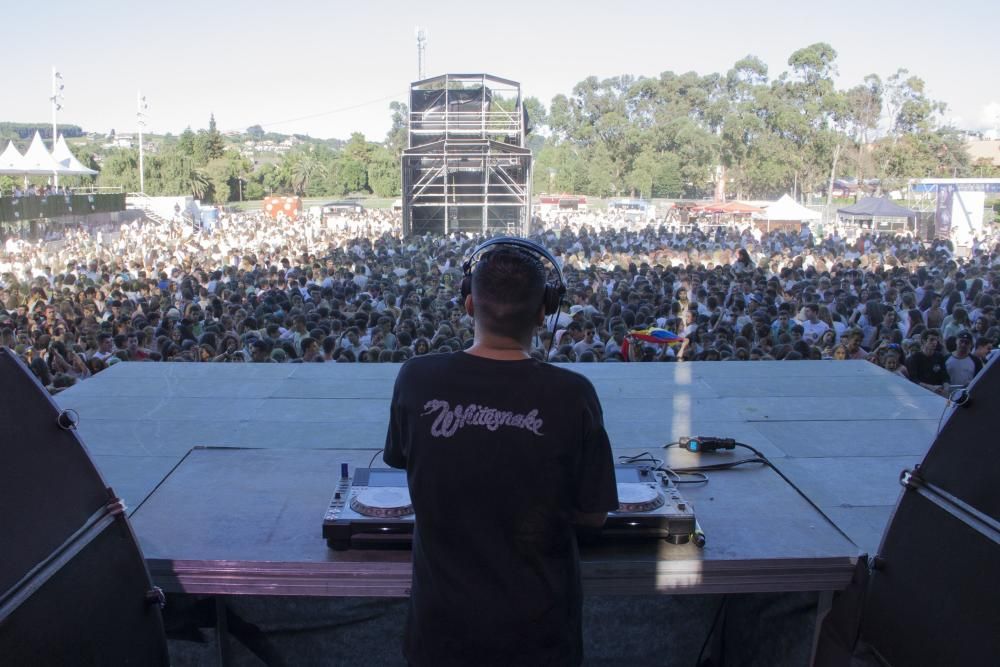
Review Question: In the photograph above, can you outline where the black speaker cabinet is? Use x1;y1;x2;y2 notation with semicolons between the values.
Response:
0;348;168;665
819;352;1000;666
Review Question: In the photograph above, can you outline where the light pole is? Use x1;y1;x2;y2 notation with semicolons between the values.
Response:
50;67;64;188
416;27;426;79
137;91;148;193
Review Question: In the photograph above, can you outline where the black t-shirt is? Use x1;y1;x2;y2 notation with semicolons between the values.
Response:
906;350;949;386
384;352;619;667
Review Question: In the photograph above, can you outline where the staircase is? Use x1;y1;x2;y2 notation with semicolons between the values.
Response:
126;193;200;232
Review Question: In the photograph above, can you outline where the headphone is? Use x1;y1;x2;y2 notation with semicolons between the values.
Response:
460;237;566;316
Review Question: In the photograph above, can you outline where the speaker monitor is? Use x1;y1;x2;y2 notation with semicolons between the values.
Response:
819;353;1000;666
0;347;168;665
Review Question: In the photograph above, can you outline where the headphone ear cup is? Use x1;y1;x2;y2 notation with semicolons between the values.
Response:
460;274;472;300
542;285;561;315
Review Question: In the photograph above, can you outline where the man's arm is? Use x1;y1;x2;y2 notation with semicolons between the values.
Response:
382;366;408;469
574;381;620;529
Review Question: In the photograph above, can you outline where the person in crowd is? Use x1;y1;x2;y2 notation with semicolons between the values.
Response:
799;303;830;344
906;329;951;396
945;331;981;387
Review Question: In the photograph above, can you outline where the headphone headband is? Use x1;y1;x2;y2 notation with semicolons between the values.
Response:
461;236;565;289
460;236;566;317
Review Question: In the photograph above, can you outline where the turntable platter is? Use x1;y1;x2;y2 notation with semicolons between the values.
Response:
350;488;415;518
616;483;666;513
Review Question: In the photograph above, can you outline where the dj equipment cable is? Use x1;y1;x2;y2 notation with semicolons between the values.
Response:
617;452;708;485
936;386;969;435
695;595;729;667
665;439;857;545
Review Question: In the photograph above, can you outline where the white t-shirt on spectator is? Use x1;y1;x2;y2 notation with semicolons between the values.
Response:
801;319;830;344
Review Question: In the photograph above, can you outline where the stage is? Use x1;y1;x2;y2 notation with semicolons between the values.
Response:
52;360;944;664
57;359;943;558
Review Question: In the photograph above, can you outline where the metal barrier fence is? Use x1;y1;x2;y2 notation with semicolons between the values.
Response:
0;193;125;224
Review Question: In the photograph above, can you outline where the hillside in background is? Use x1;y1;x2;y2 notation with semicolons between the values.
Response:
0;122;84;141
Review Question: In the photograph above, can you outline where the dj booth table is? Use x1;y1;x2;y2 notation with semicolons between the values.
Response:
129;446;860;598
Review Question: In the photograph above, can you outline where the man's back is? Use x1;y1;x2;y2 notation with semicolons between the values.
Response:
384;352;618;666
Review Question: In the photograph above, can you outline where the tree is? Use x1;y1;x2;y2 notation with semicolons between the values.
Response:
523;96;549;135
177;127;196;157
385;102;409;156
367;145;400;197
284;150;327;196
196;114;226;162
845;75;883;185
885;69;945;138
97;149;140;192
343;132;370;163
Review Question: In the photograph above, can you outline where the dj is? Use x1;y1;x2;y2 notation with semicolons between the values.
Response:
384;238;619;666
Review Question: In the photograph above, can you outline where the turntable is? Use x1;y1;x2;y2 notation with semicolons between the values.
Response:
323;465;414;550
323;464;697;550
605;465;697;544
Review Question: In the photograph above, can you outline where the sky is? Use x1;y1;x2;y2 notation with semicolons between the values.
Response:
4;0;999;141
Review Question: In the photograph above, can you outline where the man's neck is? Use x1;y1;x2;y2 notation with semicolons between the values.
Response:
465;332;532;361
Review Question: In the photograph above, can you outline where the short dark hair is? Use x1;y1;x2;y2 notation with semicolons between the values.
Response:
471;247;546;339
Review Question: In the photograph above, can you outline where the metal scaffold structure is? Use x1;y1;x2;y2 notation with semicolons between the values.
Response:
401;74;532;237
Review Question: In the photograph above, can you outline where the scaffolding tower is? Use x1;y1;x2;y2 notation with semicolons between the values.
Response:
401;74;532;237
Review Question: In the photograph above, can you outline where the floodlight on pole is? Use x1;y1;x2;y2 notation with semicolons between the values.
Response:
50;67;65;187
416;28;426;80
137;91;149;194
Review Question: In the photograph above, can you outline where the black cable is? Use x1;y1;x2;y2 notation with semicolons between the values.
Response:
660;468;709;485
666;438;857;544
729;441;856;545
618;452;663;467
367;449;384;468
670;457;767;473
544;301;561;361
695;595;728;666
936;387;968;435
619;452;709;484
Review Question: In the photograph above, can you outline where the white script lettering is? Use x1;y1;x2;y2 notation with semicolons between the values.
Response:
421;400;545;438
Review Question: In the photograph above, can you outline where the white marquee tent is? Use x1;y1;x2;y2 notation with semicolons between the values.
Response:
21;131;66;175
761;194;822;222
52;135;97;176
0;140;27;174
0;132;97;177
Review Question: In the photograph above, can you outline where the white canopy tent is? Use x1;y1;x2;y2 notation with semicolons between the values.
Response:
754;194;822;233
0;132;98;182
20;131;66;175
0;140;28;174
52;134;97;176
761;194;822;222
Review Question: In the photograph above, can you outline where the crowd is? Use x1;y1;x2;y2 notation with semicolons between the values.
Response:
1;206;997;396
2;184;74;198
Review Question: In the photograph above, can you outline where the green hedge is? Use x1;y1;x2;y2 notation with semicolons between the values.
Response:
0;193;125;223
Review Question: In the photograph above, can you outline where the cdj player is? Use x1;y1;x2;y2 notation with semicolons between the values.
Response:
323;464;697;550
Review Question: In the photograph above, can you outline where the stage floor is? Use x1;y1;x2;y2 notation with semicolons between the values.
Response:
56;359;945;555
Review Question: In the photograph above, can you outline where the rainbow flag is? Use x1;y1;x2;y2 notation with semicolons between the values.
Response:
620;328;683;362
627;328;683;345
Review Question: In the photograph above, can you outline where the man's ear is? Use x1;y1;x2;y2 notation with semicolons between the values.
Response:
464;293;474;318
